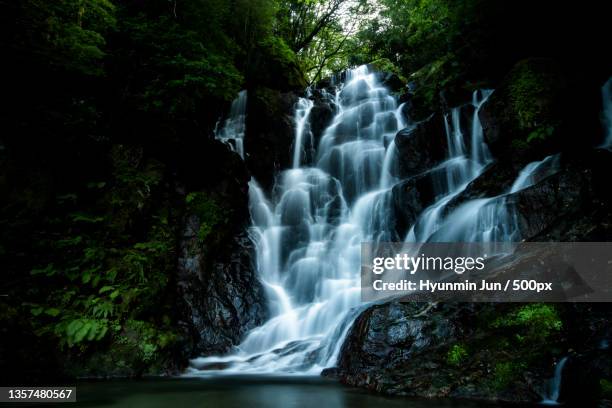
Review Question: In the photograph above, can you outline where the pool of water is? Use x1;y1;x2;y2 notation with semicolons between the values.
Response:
63;376;507;407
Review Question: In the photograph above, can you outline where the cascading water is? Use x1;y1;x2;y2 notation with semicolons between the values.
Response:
405;90;493;242
292;97;314;168
541;357;568;405
600;77;612;149
188;65;406;375
214;90;247;158
190;65;563;377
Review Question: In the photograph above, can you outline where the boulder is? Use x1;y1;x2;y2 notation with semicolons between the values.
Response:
333;298;612;403
334;301;544;401
394;113;448;179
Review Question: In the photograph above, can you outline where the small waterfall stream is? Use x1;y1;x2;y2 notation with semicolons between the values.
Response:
541;357;568;405
601;77;612;149
405;90;493;242
198;65;562;376
214;90;247;158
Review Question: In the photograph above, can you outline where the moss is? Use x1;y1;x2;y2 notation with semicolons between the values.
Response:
252;87;283;117
447;343;468;366
491;360;527;390
601;379;612;399
502;59;565;148
507;60;558;129
253;36;307;90
492;304;562;344
408;52;463;118
370;58;408;83
185;192;226;243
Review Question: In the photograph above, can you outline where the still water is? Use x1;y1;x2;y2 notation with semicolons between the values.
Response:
67;376;507;408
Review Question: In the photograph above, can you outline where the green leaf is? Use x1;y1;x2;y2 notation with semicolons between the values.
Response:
31;307;44;316
31;264;56;277
44;308;61;317
74;322;92;343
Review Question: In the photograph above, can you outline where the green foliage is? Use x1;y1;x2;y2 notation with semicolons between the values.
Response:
527;126;556;144
2;0;315;377
186;192;226;243
601;379;612;399
19;145;176;359
476;304;564;391
447;343;468;366
507;60;560;131
276;0;370;83
492;304;562;344
14;0;116;76
492;361;527;390
116;320;177;364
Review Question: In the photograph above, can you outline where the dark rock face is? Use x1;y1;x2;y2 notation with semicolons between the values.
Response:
334;302;543;401
477;58;595;162
376;71;406;94
442;161;520;216
394;113;448;179
245;87;299;189
334;300;612;403
177;220;267;356
390;167;450;238
309;88;335;150
175;141;267;357
511;149;612;241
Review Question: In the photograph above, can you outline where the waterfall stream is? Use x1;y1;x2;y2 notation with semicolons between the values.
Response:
541;357;568;405
199;65;561;376
601;77;612;149
214;90;247;158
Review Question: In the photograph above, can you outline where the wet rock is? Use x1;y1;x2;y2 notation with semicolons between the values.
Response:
245;87;299;189
334;302;543;401
309;88;336;156
394;113;448;179
390;168;446;238
177;223;268;356
510;149;612;241
443;161;520;215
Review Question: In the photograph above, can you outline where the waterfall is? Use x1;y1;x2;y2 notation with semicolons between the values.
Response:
423;154;560;243
214;90;247;158
190;66;563;377
541;357;568;405
292;97;314;168
601;77;612;149
405;90;493;242
188;65;405;375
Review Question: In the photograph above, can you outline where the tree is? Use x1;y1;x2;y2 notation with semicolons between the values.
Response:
277;0;373;83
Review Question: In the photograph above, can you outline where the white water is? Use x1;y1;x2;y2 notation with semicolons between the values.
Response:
600;77;612;149
215;90;247;158
541;357;568;405
292;97;315;168
189;65;406;375
405;90;493;242
191;66;562;376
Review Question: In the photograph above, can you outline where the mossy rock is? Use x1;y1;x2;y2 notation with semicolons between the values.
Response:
368;58;408;93
247;37;307;91
479;58;569;161
244;86;299;189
